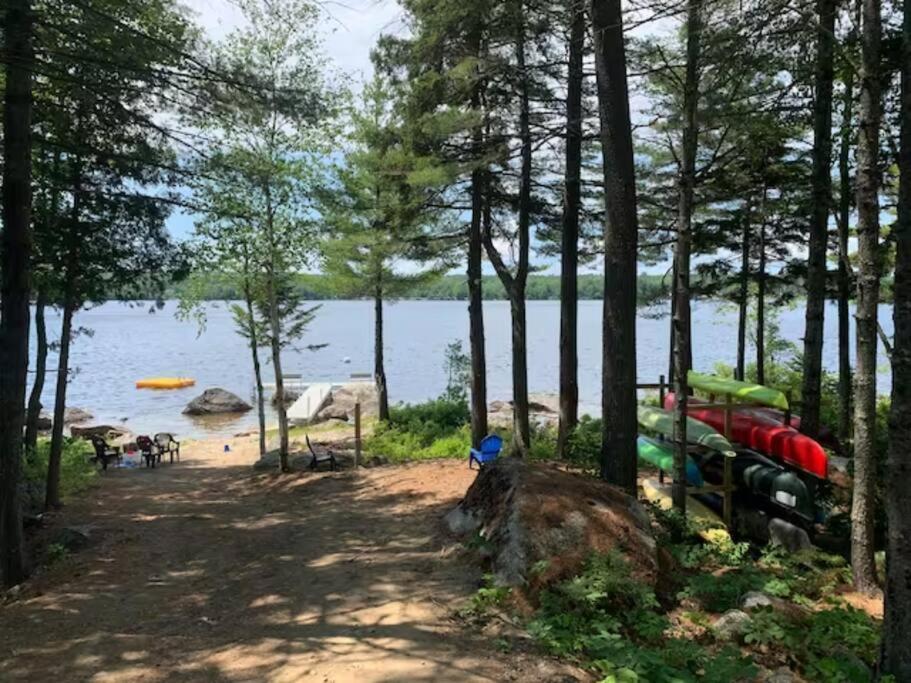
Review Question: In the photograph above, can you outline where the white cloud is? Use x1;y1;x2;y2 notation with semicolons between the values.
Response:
181;0;408;86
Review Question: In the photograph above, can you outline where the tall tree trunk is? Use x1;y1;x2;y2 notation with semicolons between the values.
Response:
736;198;752;381
468;170;488;449
801;0;837;438
851;0;882;594
25;289;48;457
0;0;34;587
668;261;677;384
557;0;584;458
837;50;856;448
46;152;82;511
757;217;767;385
242;275;267;458
881;0;911;671
467;23;488;450
591;0;639;494
374;285;390;421
263;186;289;471
672;0;702;511
484;2;531;457
46;294;74;511
838;44;857;446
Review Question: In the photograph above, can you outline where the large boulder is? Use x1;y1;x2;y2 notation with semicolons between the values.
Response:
445;458;657;594
314;383;378;422
36;411;52;430
183;388;252;415
63;407;93;424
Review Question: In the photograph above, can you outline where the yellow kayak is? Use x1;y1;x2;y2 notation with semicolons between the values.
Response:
640;477;731;544
136;377;195;390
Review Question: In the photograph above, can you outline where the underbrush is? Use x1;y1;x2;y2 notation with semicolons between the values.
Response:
365;398;473;462
463;506;883;683
23;438;97;500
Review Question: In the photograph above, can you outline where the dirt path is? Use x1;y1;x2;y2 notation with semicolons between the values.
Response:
0;437;581;682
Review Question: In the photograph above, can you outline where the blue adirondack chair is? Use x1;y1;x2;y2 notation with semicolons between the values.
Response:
469;434;503;469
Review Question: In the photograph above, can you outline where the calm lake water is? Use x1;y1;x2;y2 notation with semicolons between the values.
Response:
30;299;894;439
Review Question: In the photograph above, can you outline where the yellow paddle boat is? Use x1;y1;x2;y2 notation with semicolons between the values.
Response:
135;377;196;390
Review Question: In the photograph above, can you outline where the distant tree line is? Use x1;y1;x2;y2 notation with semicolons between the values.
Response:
163;273;671;303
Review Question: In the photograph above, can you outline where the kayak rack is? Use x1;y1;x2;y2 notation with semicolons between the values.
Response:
638;374;799;530
636;376;783;531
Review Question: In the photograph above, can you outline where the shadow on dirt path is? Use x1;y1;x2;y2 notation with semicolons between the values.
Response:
0;441;585;682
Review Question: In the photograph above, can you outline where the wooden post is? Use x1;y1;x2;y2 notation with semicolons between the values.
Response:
723;452;733;528
658;374;666;407
354;402;361;470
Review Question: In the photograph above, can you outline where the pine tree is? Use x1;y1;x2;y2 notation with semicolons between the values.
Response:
320;76;452;421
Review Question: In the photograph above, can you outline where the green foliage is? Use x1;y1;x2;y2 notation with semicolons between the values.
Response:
565;415;602;468
679;568;768;613
365;398;472;461
23;438;96;500
529;553;757;682
458;574;512;618
442;340;471;403
45;543;70;565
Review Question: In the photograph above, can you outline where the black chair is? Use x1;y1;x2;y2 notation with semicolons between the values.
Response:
154;433;180;463
90;435;121;471
136;435;161;468
306;435;338;472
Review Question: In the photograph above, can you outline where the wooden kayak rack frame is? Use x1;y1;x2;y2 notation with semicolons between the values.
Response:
636;375;794;530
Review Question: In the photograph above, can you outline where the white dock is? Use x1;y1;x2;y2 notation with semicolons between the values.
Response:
286;383;333;422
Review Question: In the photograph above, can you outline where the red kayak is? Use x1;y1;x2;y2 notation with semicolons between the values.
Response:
664;393;828;479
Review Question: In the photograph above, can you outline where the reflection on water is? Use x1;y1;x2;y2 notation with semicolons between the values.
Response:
31;299;892;439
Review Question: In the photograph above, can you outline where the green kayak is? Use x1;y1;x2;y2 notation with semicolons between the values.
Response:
637;435;704;486
637;405;735;455
687;371;790;410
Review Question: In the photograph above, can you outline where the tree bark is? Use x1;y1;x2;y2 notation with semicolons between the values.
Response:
483;1;531;458
881;0;911;671
736;198;752;381
756;186;769;385
46;149;83;511
800;0;837;438
851;0;882;595
374;285;390;421
672;0;702;511
0;0;34;587
46;295;74;510
590;0;639;495
556;0;584;458
241;274;267;458
25;289;48;457
468;169;488;449
837;50;855;448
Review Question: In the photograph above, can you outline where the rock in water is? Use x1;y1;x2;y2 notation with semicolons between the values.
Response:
63;407;93;424
445;458;657;593
183;388;252;415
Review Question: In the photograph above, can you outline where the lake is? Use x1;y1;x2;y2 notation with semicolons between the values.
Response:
30;299;894;439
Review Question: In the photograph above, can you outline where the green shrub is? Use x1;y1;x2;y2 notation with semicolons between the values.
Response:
529;552;757;682
366;398;472;462
386;398;470;441
23;438;96;499
565;415;601;467
678;568;770;613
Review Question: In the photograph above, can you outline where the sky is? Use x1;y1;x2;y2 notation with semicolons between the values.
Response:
170;0;677;276
166;0;408;240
